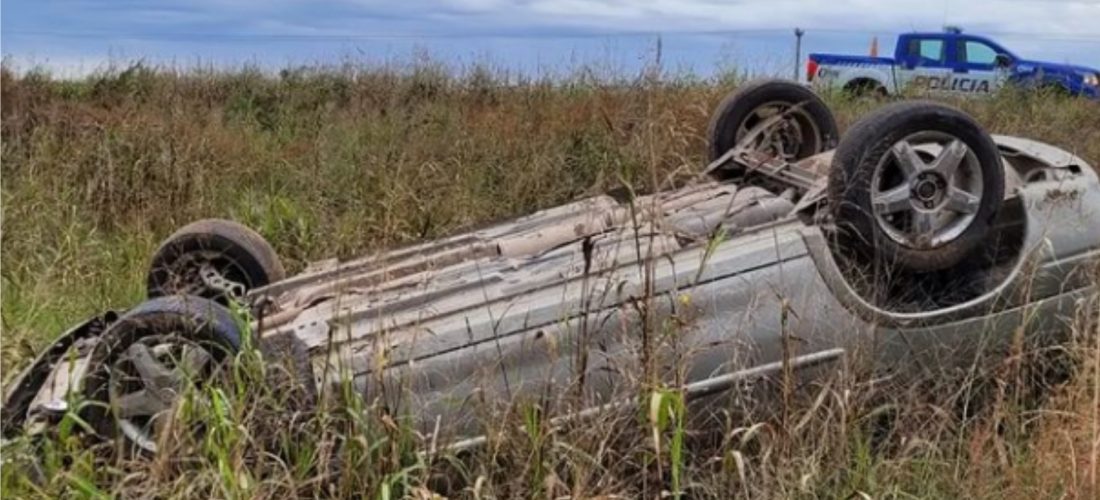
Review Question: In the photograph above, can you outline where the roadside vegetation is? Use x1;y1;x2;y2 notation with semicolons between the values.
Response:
1;61;1098;498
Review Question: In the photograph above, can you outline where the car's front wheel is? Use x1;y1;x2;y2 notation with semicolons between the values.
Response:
82;296;242;455
828;101;1005;272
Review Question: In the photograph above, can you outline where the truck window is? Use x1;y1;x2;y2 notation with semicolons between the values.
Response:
959;41;999;66
907;38;945;65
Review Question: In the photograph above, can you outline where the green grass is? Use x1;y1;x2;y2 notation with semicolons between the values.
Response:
2;62;1099;498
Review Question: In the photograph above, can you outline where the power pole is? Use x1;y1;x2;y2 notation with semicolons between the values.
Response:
794;28;805;81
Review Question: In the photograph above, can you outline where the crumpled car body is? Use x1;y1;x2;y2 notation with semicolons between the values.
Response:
5;114;1100;447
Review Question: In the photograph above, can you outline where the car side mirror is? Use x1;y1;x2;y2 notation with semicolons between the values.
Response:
994;54;1014;68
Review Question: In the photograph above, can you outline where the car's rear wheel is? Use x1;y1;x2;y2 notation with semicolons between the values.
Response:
707;79;839;176
147;219;285;302
828;101;1005;272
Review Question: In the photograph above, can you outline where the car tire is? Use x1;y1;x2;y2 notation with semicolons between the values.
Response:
707;79;839;175
828;101;1005;272
81;297;317;456
81;296;243;456
147;219;285;301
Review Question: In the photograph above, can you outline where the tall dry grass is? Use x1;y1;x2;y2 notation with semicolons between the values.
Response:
1;62;1098;498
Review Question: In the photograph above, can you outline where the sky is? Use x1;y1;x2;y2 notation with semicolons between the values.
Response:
2;0;1099;78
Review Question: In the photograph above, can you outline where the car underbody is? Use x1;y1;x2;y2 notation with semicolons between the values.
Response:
4;82;1099;455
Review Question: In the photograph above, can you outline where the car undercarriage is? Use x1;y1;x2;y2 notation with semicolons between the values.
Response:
4;80;1099;457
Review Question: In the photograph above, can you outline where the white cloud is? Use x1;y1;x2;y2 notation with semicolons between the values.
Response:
443;0;512;12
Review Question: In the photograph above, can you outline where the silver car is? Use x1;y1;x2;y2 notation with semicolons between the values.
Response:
4;80;1099;454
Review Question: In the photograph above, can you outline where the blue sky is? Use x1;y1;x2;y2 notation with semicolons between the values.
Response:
3;1;1099;77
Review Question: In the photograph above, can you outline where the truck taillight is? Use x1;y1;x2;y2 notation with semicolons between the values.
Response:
806;58;819;82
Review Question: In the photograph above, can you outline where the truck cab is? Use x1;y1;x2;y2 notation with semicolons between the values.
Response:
893;32;1013;94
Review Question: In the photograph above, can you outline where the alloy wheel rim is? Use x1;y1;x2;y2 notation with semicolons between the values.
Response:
869;131;984;250
108;334;214;453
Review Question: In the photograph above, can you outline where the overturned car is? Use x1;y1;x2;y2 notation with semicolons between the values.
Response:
4;80;1099;455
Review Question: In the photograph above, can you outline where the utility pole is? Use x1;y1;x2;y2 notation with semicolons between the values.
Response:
794;28;805;81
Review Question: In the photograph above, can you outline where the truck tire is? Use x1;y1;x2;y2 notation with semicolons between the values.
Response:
843;79;888;98
828;101;1004;272
707;79;839;175
147;219;285;302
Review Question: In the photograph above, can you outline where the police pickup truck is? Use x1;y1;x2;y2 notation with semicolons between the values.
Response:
808;29;1100;99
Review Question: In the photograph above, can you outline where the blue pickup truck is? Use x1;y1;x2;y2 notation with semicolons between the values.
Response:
808;30;1099;99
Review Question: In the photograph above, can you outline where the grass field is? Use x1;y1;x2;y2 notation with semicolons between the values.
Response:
1;62;1099;498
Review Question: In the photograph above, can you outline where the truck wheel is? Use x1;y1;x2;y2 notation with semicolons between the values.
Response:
1039;83;1071;98
707;79;839;175
828;101;1005;272
81;296;242;455
844;79;888;99
147;219;285;302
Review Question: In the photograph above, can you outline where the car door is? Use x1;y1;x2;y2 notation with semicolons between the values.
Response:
897;36;953;93
951;38;1010;95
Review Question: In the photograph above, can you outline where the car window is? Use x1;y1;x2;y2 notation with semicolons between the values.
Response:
908;38;945;65
961;41;999;65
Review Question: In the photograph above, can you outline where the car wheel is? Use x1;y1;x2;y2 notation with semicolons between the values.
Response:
828;101;1005;272
147;219;285;302
707;79;839;176
82;296;242;455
